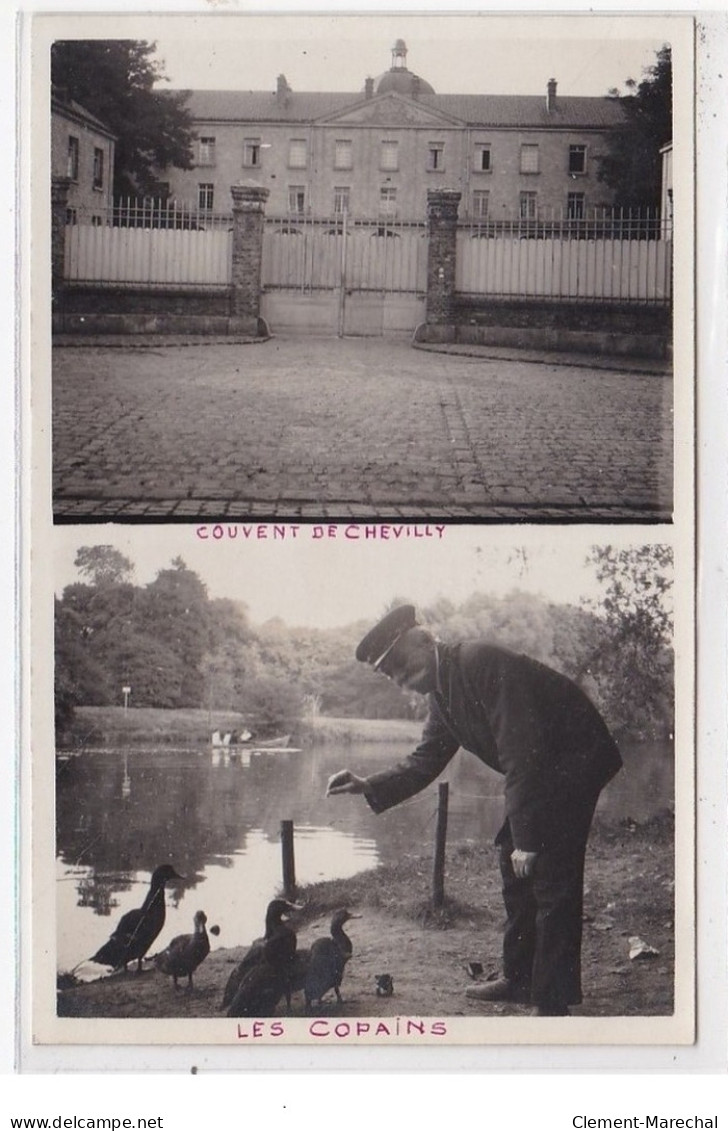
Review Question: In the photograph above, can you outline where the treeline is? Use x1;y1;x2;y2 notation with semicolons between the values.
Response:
55;545;674;745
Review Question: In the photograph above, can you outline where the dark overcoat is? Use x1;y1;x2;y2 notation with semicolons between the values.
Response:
364;642;622;852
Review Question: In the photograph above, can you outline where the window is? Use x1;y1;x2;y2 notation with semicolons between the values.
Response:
472;190;490;220
92;147;104;190
519;191;537;219
427;142;445;171
288;185;306;213
198;183;215;210
198;136;216;166
288;139;307;168
474;145;492;173
243;138;261;168
520;144;539;174
333;187;350;215
379;186;397;217
568;145;587;175
67;135;79;180
567;192;585;220
91;215;104;227
334;140;353;170
380;141;399;171
65;207;77;225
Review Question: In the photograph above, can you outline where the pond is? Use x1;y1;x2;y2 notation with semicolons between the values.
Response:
56;738;674;978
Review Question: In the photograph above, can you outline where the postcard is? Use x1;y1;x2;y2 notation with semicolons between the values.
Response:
21;10;698;1068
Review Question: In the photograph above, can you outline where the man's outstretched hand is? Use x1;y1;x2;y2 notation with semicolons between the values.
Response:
326;769;369;797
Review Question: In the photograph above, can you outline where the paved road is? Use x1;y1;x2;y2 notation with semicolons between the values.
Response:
52;336;673;520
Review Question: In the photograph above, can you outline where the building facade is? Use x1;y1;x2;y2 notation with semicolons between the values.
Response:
156;41;626;222
51;91;116;221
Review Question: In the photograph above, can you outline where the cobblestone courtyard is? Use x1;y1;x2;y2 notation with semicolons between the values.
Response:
52;336;673;520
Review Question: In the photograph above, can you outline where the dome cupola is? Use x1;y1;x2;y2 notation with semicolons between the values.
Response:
374;39;435;97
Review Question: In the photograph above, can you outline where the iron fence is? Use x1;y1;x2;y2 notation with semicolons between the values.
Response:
71;197;235;231
463;207;670;242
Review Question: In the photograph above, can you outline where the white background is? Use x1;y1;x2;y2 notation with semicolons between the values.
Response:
4;0;728;1118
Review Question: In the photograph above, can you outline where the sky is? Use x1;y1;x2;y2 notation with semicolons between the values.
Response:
41;11;671;98
147;15;668;97
51;523;669;631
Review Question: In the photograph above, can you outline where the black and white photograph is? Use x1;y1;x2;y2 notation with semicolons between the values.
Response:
19;6;710;1081
41;12;692;523
36;523;690;1046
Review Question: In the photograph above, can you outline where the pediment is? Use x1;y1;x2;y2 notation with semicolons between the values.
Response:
316;92;463;129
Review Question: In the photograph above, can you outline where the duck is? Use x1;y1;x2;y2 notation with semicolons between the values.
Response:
154;909;210;990
90;864;184;973
301;908;361;1011
225;935;291;1018
375;973;394;997
221;898;301;1011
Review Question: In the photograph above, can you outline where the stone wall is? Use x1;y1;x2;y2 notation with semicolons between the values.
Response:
416;295;671;358
56;285;236;335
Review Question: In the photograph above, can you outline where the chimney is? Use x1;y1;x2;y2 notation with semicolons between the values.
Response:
276;74;291;105
364;76;374;100
546;78;557;113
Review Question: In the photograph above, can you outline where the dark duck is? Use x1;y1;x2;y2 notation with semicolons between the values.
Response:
221;898;300;1012
225;934;295;1017
154;909;211;990
298;908;360;1011
90;864;184;973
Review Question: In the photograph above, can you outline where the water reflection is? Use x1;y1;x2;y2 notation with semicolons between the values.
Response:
56;739;673;977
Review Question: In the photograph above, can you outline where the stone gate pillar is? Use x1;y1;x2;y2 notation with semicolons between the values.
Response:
51;177;71;323
229;181;270;335
425;188;461;342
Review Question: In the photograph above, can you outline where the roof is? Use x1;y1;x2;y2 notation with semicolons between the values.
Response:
180;88;627;130
51;94;117;140
375;69;436;97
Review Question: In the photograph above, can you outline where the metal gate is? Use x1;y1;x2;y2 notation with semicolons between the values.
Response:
261;214;428;336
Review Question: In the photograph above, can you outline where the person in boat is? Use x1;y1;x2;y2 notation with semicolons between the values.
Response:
326;605;622;1017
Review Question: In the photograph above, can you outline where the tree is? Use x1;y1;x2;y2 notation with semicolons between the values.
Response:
54;598;112;739
51;40;194;196
598;45;672;211
74;545;134;587
584;545;674;738
237;675;304;738
139;559;213;706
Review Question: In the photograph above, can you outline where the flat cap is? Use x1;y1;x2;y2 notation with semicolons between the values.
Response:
355;605;417;666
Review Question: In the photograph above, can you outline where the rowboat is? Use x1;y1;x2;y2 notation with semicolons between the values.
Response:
210;731;300;764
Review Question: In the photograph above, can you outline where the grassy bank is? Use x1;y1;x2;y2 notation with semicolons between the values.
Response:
63;706;422;750
291;809;675;928
65;706;247;748
304;714;423;744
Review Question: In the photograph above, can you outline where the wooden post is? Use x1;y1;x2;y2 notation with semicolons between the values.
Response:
432;782;449;908
281;819;296;900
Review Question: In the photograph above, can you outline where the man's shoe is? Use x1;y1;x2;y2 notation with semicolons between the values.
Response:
465;977;515;1002
530;1004;570;1016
